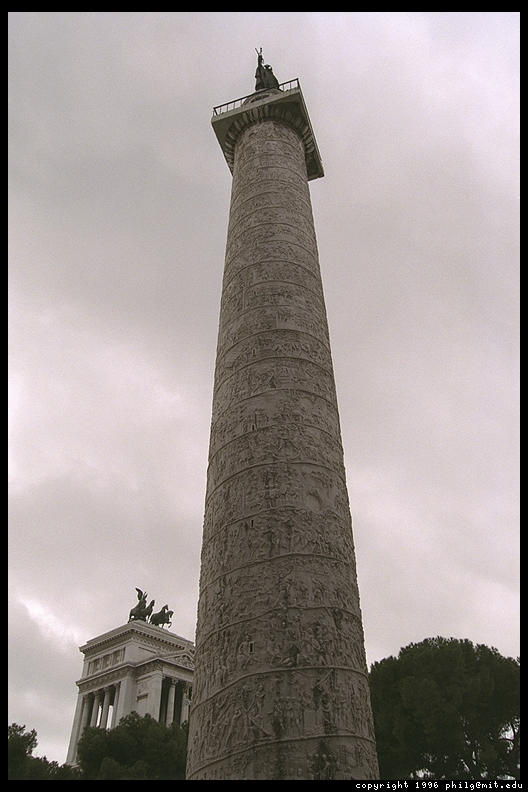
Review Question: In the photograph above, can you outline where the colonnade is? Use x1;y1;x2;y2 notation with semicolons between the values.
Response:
160;678;192;727
67;677;192;764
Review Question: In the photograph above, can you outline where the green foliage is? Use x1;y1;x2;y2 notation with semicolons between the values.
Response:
8;714;188;780
8;723;37;779
76;711;188;780
369;637;520;780
8;723;82;780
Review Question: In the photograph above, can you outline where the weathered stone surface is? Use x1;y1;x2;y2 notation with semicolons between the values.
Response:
186;108;378;780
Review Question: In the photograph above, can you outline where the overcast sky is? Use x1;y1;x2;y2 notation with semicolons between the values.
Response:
8;12;519;764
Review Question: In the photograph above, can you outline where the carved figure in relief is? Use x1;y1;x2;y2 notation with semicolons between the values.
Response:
254;683;266;715
312;744;338;781
237;633;254;669
281;640;300;667
273;435;300;461
264;523;279;557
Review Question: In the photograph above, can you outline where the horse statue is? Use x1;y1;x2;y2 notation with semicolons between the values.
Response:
128;598;154;622
128;588;155;622
149;604;173;629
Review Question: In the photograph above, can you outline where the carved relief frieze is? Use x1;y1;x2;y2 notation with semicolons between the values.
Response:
209;389;342;454
206;423;344;496
190;737;379;781
203;462;351;543
225;219;317;264
233;124;304;162
216;304;331;359
188;105;378;780
200;506;356;580
228;205;317;245
230;162;306;194
211;358;337;428
187;667;376;779
224;238;321;281
213;328;332;390
219;279;326;328
195;557;363;660
228;184;312;227
221;257;322;298
239;281;324;313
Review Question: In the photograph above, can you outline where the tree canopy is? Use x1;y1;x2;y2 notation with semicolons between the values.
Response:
369;636;520;780
8;723;81;780
76;711;188;779
8;714;188;780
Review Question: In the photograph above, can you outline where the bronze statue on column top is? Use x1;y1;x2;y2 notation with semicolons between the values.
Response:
255;47;280;91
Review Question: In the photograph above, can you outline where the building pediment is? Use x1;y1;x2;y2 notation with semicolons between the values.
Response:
161;650;195;670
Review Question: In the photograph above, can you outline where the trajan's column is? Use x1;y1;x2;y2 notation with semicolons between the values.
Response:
186;53;379;781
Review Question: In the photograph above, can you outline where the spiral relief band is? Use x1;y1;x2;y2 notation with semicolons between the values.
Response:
186;81;379;780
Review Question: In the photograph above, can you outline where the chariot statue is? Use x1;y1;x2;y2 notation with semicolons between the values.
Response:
128;587;155;622
127;588;173;628
150;604;174;629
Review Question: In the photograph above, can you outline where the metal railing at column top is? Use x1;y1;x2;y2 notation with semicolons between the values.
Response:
212;78;300;116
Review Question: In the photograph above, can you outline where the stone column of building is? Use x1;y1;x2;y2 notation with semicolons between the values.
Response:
166;679;177;726
90;691;101;728
110;682;121;728
145;669;164;720
186;79;379;781
114;670;136;726
65;693;90;764
100;686;112;729
80;695;92;733
180;682;191;726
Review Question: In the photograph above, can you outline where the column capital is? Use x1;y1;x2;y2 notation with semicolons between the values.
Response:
211;82;324;181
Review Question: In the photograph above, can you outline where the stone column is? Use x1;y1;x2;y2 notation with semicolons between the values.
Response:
165;680;177;727
186;95;379;781
146;671;164;721
100;686;112;729
180;683;191;726
114;672;134;725
110;682;121;728
90;690;101;727
79;693;92;734
65;691;86;764
66;693;93;763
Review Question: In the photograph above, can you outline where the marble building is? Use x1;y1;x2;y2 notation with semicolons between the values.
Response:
66;619;194;765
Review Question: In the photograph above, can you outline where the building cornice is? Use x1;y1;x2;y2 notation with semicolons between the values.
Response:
79;621;194;656
78;663;135;693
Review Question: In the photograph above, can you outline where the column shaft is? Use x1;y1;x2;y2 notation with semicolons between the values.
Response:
114;672;134;724
65;691;85;764
110;682;121;728
90;691;101;728
186;117;378;780
147;672;164;721
180;683;191;726
100;687;112;729
166;680;177;727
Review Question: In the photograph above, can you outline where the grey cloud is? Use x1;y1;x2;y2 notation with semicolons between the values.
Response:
9;12;519;762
